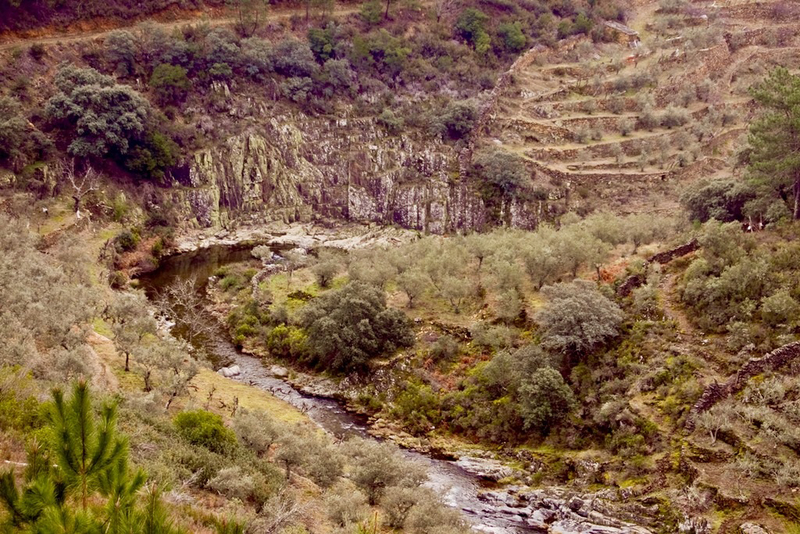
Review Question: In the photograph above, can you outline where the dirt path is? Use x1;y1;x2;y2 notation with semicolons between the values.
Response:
0;5;362;51
659;272;732;378
87;331;120;393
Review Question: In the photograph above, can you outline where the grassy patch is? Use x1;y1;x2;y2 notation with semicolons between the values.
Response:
189;368;307;425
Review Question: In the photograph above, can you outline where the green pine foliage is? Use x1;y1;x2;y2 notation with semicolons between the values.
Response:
748;67;800;220
0;381;182;534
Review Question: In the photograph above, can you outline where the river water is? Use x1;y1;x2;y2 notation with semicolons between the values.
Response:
140;244;538;533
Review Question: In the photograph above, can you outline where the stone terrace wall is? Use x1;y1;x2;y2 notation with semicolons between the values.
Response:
687;342;800;429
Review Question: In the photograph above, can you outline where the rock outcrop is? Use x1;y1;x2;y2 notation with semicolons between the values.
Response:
166;116;545;234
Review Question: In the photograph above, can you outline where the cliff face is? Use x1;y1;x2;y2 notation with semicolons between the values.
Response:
166;115;543;234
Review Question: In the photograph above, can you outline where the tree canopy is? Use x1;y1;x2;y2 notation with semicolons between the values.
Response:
535;279;623;357
301;281;414;373
45;65;151;158
748;67;800;220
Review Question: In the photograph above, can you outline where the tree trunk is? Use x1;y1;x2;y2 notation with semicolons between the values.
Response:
384;0;390;19
125;353;130;372
794;176;800;219
165;391;178;410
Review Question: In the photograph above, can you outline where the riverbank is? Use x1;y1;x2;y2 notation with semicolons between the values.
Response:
171;221;421;255
183;241;672;534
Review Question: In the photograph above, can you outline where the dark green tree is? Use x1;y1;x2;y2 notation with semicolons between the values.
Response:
497;22;526;52
45;65;151;158
149;64;190;105
301;281;414;373
535;280;623;359
518;367;576;431
472;148;530;202
455;8;490;53
748;67;800;219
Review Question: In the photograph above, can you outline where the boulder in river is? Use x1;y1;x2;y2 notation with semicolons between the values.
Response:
218;365;241;377
456;456;516;482
269;365;289;378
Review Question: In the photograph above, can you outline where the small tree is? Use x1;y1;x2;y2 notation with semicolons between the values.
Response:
0;383;174;533
106;291;157;372
345;439;425;504
228;0;270;37
155;277;218;344
233;409;283;456
149;64;190;105
275;432;305;480
312;249;341;288
48;381;127;510
397;268;429;308
472;148;530;205
59;159;98;221
456;8;490;53
518;368;576;432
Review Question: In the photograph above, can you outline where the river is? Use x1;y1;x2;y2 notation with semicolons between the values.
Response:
139;243;540;533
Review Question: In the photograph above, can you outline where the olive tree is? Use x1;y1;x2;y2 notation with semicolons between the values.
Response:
344;439;426;504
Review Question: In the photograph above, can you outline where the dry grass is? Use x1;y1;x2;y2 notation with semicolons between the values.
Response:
188;368;307;425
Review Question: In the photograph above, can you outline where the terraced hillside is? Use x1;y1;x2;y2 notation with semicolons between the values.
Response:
477;0;800;216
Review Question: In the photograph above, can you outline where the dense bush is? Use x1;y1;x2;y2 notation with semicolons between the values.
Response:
149;63;190;105
45;65;151;158
436;99;479;140
472;148;530;205
681;178;754;223
174;410;238;454
535;280;624;358
0;97;50;171
300;281;414;373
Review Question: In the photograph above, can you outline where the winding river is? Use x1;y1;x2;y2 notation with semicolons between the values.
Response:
139;244;538;534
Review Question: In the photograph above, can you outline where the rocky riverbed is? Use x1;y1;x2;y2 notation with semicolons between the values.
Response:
171;220;419;254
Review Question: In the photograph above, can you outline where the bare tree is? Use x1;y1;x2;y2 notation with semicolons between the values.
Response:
155;277;218;344
433;0;453;23
59;159;98;221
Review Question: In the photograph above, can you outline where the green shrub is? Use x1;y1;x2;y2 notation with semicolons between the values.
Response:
377;108;404;134
456;8;490;52
438;99;478;140
115;229;140;252
360;0;383;25
0;391;41;432
149;63;190;105
220;274;242;291
174;410;238;454
29;43;46;60
497;22;527;52
391;382;441;435
265;325;309;361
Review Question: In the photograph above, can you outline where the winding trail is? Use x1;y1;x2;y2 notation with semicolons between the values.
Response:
0;4;363;51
